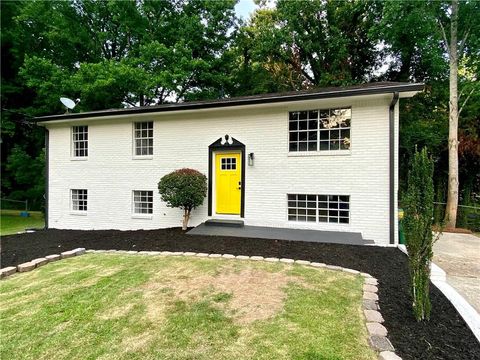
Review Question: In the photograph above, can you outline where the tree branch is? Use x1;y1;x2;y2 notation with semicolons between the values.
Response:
300;68;315;84
176;72;196;102
161;90;172;104
459;27;471;54
438;20;450;55
459;88;475;116
124;99;137;107
283;53;315;84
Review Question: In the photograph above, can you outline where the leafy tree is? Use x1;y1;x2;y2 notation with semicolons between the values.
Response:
403;148;436;321
158;169;207;230
437;0;480;228
1;1;45;208
1;0;237;209
376;0;480;228
5;146;45;210
229;0;382;93
2;0;479;228
17;0;238;110
372;0;446;82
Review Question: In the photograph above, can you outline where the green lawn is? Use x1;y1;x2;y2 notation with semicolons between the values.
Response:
0;210;44;236
0;254;375;360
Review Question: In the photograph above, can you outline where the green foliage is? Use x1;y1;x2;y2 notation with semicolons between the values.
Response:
377;0;480;224
403;148;436;321
158;169;207;229
4;146;45;211
158;168;207;211
229;0;381;94
1;0;236;208
457;184;480;232
372;0;446;82
16;0;238;109
1;0;479;224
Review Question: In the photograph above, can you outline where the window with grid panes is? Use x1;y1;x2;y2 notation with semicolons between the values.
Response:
133;190;153;214
134;122;153;156
289;108;351;152
287;194;350;224
221;157;237;170
72;126;88;157
71;189;88;211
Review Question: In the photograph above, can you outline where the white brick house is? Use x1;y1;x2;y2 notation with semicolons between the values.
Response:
37;82;423;246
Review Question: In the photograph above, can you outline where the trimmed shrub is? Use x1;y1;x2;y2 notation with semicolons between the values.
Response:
403;148;437;321
158;168;207;230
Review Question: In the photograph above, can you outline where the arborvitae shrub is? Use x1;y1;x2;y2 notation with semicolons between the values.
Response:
403;148;436;321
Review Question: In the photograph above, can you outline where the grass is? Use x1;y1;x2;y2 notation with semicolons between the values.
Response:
0;210;44;236
0;254;375;360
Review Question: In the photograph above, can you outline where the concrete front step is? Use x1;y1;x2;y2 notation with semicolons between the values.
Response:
204;219;244;228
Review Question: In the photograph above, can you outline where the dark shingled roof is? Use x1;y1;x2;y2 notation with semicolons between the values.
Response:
36;82;423;122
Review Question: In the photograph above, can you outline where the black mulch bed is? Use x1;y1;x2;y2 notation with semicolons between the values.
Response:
1;228;479;360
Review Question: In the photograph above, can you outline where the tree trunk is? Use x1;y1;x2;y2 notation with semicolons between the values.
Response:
182;208;190;231
445;0;459;229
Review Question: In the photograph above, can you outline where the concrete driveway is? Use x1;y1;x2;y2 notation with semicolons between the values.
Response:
433;232;480;313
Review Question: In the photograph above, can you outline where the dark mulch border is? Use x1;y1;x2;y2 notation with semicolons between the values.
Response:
1;228;479;360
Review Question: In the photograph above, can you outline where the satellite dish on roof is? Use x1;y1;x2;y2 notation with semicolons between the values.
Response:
60;97;80;113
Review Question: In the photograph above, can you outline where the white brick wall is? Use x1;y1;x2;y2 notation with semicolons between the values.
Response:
46;94;399;245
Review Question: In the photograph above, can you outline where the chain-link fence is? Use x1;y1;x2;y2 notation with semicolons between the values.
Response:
433;202;480;232
1;198;29;212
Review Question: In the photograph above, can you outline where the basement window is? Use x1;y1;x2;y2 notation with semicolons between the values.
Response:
134;121;153;156
133;190;153;214
72;126;88;157
71;189;88;212
287;194;350;224
289;108;351;152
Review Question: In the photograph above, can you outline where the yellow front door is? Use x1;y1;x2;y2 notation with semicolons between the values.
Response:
215;153;241;214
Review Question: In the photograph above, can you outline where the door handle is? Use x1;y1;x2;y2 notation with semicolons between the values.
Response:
238;181;242;190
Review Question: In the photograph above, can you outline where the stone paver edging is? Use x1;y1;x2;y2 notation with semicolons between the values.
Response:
0;248;87;278
0;249;400;359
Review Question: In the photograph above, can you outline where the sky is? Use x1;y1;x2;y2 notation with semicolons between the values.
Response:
234;0;257;20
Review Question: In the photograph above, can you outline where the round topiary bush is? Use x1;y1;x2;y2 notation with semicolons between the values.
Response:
158;168;207;230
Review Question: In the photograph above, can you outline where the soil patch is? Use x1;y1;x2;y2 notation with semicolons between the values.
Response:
1;228;479;359
140;262;307;324
212;267;295;324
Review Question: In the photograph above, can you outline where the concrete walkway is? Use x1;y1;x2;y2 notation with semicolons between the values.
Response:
188;223;374;246
433;232;480;313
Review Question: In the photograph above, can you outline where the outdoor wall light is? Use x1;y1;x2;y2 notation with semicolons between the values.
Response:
248;152;254;166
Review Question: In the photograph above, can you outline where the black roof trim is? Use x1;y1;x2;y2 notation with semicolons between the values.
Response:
36;82;424;122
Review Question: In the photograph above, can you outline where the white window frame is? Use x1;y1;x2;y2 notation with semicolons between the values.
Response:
133;121;153;158
288;108;351;154
71;126;88;158
71;189;88;214
287;194;350;224
132;190;153;218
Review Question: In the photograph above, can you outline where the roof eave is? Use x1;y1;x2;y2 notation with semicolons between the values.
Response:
36;83;424;124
